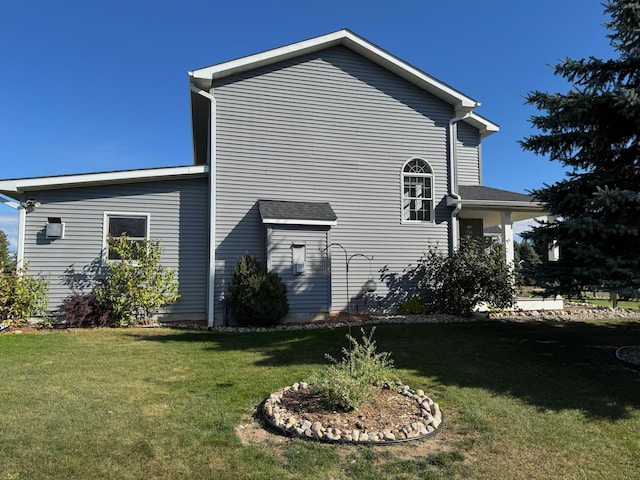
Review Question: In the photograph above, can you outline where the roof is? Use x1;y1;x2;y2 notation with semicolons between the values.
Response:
452;185;545;227
458;185;535;203
189;29;499;138
258;200;338;226
0;165;208;200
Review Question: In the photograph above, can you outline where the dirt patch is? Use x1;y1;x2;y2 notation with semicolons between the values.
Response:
278;386;423;433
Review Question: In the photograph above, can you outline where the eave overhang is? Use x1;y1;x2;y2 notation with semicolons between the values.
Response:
0;165;208;199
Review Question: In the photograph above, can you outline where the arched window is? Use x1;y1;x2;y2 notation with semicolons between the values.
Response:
402;158;433;222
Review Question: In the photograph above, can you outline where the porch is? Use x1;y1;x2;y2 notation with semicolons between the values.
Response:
449;185;562;312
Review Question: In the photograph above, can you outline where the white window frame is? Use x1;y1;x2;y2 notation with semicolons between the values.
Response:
102;212;150;264
401;157;435;223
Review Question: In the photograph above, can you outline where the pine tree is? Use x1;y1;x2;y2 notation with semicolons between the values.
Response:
0;230;15;273
520;0;640;305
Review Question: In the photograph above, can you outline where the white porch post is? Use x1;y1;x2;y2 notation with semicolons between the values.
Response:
547;215;560;261
501;211;515;273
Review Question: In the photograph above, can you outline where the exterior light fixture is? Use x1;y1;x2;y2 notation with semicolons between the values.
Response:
20;199;41;208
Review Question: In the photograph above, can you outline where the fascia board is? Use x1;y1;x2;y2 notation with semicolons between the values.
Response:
464;113;500;138
261;218;338;226
189;31;346;88
189;30;487;125
0;165;208;193
461;199;545;211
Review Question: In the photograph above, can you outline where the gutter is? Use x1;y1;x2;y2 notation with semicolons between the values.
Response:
190;82;217;329
448;112;473;254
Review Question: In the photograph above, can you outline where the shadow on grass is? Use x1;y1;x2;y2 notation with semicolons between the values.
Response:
127;319;640;421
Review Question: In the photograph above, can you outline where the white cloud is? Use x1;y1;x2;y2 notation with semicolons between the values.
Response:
0;211;19;252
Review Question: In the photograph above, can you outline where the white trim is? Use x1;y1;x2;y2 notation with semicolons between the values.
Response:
187;85;217;328
445;195;544;211
0;165;208;195
400;157;435;224
189;30;497;134
465;113;500;139
261;218;338;226
207;87;217;329
102;212;151;265
454;199;544;211
0;196;20;209
16;206;26;271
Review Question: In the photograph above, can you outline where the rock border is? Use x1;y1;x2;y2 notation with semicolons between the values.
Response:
615;345;640;368
262;382;443;445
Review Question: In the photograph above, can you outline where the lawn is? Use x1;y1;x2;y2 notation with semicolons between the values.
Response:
1;318;640;479
582;298;640;310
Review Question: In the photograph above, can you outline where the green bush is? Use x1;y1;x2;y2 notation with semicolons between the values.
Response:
0;264;48;326
415;236;516;316
309;327;398;411
95;235;180;326
228;254;288;327
397;297;428;315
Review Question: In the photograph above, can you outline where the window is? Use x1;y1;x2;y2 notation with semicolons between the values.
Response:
402;158;433;222
103;213;149;261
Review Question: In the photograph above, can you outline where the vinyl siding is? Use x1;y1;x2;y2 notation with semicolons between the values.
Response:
269;226;330;316
213;46;467;318
456;122;481;186
22;177;208;317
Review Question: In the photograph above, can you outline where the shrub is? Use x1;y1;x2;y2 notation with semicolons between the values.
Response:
228;254;288;327
310;327;398;410
60;293;110;327
397;297;428;315
95;235;180;326
0;264;48;326
415;236;516;316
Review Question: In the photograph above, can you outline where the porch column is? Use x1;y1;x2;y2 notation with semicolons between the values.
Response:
501;211;515;273
547;215;560;261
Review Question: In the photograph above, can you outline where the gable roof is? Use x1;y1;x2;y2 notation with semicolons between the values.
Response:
258;200;338;226
189;29;499;137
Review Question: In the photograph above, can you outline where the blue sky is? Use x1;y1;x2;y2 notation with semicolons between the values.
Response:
0;0;614;250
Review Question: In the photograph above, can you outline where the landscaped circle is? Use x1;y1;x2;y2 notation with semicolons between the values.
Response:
616;345;640;367
262;382;444;444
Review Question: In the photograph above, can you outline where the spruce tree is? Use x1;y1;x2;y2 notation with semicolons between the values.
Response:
0;230;15;273
520;0;640;304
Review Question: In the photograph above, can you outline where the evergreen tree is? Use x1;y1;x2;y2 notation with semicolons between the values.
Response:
0;230;15;273
520;0;640;305
514;240;542;286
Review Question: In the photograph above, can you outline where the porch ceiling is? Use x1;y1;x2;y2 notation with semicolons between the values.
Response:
459;206;545;228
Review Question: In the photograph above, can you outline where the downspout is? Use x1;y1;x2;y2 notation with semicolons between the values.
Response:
448;112;473;254
190;84;217;329
1;196;25;271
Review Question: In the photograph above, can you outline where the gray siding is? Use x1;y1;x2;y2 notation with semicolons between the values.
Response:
456;121;481;186
213;46;470;318
269;226;330;318
23;177;208;318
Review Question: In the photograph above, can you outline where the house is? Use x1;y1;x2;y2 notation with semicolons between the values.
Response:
0;30;550;327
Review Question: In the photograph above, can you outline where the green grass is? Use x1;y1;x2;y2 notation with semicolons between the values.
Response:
1;318;640;479
580;298;640;310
